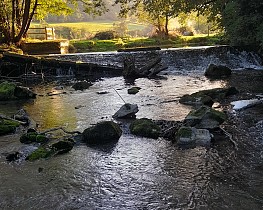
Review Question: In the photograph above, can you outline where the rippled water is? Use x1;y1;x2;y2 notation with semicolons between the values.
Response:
0;48;263;209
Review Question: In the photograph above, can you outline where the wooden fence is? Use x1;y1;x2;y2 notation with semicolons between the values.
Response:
28;27;55;40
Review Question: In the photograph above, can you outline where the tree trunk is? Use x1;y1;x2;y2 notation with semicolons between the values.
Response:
164;14;169;36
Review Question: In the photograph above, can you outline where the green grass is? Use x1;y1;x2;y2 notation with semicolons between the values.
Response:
70;34;225;53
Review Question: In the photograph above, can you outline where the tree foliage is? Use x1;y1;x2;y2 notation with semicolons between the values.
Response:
0;0;107;45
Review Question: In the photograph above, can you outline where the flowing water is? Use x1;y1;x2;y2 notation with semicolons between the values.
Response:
0;46;263;209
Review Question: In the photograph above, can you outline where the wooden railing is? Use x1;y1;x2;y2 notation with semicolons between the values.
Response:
28;27;55;40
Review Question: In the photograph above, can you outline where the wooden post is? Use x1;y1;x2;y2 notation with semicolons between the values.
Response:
45;27;48;40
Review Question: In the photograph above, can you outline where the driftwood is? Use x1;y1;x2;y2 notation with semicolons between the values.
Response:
123;56;167;78
0;114;28;125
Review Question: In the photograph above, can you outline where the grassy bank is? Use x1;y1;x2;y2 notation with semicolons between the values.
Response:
70;34;227;53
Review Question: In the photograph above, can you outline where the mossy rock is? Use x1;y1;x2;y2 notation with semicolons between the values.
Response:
26;147;53;161
205;64;232;79
0;119;20;135
20;133;49;144
185;106;227;129
51;139;75;154
175;127;195;145
130;118;161;139
179;87;238;106
0;81;16;100
128;87;141;95
82;121;122;145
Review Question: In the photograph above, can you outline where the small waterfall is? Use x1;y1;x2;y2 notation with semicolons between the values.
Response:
48;46;263;75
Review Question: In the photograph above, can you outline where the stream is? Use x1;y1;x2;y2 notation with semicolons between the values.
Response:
0;46;263;210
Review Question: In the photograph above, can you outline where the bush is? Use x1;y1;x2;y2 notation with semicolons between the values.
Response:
94;31;117;40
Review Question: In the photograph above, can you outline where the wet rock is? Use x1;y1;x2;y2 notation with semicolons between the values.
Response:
6;152;21;162
205;64;232;79
184;106;227;129
13;109;30;125
20;132;49;144
128;87;141;95
113;103;139;119
51;139;75;154
82;121;122;145
175;126;212;146
0;118;20;135
179;87;239;106
14;86;36;99
72;81;92;91
26;147;53;161
130;118;161;139
0;81;36;100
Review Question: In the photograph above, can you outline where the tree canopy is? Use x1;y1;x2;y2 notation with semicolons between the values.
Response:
0;0;107;45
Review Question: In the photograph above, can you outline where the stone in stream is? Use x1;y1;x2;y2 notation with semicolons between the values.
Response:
130;118;161;139
72;81;92;91
113;103;139;119
205;64;232;79
128;87;141;95
0;118;20;136
82;121;122;145
184;106;227;129
175;126;212;146
0;81;36;100
179;87;239;106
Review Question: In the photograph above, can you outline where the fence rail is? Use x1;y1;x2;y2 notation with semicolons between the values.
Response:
28;27;55;40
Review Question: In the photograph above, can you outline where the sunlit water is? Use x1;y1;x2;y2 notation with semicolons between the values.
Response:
0;47;263;209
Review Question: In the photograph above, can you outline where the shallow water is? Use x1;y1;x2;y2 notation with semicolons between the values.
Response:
1;47;263;209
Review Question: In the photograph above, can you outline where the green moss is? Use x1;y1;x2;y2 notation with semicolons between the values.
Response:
20;133;49;144
176;127;193;138
0;119;20;135
130;118;161;139
26;147;53;161
0;81;16;100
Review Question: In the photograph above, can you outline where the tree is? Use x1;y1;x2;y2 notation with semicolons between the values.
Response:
115;0;191;37
0;0;107;45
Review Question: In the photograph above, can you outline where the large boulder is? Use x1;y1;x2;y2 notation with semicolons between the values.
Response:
0;118;20;135
205;64;232;79
175;126;212;146
179;87;239;106
113;103;139;119
130;118;161;139
184;106;227;129
82;121;122;145
14;86;36;99
0;81;36;100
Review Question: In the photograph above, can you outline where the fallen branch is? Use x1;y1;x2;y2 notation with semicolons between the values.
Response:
220;126;238;150
0;114;28;125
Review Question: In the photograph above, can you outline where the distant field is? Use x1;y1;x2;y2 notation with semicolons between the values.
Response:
31;21;147;38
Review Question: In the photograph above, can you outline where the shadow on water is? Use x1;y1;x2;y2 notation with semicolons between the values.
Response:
0;46;263;209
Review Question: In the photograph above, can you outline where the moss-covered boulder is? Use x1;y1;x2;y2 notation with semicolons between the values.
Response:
0;81;36;100
205;64;232;79
82;121;122;145
130;118;161;139
0;119;20;135
179;87;239;106
51;139;75;154
26;147;53;161
20;132;49;144
184;106;227;129
128;87;141;95
175;126;212;146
